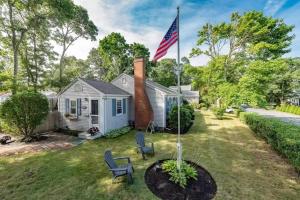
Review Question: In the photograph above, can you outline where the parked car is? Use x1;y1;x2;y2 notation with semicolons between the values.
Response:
225;108;234;113
240;104;251;111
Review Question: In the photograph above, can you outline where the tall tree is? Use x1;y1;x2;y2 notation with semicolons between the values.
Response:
86;48;104;80
0;0;33;93
51;1;98;90
151;58;177;87
98;32;130;81
45;56;89;89
190;11;294;81
98;32;151;81
19;0;55;90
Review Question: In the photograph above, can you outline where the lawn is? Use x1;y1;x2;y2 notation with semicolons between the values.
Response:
0;111;299;200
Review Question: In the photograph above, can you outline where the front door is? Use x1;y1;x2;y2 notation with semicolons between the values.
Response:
90;99;99;129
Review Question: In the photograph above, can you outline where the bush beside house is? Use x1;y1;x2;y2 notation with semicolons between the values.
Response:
104;126;132;138
168;106;193;133
0;91;49;142
240;112;300;172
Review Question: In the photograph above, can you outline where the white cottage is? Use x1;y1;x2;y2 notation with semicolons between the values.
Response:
57;58;177;135
57;78;130;134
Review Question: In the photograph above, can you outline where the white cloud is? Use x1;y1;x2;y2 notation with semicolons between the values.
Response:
68;0;163;61
264;0;287;16
65;0;207;66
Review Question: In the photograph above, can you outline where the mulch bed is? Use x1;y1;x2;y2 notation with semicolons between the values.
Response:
144;159;217;200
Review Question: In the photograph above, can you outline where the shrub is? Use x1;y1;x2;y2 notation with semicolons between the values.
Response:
182;99;189;105
168;106;192;131
104;126;132;138
162;160;197;188
0;91;49;142
0;118;18;135
240;112;300;172
199;103;207;108
212;107;226;120
235;108;243;117
276;104;300;115
190;102;201;110
182;104;195;118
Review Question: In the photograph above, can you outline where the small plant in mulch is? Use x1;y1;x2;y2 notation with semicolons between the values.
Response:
145;159;217;200
162;160;198;188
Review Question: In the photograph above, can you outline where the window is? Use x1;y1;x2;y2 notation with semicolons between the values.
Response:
122;77;127;84
116;99;122;115
70;100;77;115
91;100;98;115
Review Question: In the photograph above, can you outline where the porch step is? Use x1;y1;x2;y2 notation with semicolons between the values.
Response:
78;132;103;140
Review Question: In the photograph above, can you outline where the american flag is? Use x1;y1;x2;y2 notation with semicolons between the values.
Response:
153;16;178;61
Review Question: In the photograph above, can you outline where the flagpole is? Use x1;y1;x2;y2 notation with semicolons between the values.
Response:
176;6;182;170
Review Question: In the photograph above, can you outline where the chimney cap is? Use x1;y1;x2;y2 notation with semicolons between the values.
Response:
134;57;145;63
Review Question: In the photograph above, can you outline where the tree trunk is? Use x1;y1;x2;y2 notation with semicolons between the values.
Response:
59;48;66;91
33;34;38;91
8;1;18;94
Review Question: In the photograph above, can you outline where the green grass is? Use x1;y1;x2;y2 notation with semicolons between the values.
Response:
0;111;299;200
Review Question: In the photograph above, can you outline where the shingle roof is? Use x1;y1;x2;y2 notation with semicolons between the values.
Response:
81;79;130;96
112;73;177;95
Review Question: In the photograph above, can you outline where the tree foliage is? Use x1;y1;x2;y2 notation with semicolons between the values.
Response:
98;32;151;81
188;11;297;107
0;91;49;141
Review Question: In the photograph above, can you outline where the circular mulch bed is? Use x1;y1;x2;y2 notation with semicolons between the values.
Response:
144;159;217;200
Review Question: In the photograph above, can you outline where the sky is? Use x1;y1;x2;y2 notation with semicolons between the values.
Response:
67;0;300;66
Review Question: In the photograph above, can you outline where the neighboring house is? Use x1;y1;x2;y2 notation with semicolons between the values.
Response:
57;58;178;135
169;85;199;103
288;90;300;106
0;91;59;133
0;91;58;111
57;78;130;134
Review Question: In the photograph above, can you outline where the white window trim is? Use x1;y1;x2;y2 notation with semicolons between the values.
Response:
70;99;77;115
116;99;123;116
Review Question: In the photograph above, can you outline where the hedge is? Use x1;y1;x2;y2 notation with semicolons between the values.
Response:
276;104;300;115
240;112;300;172
104;126;132;139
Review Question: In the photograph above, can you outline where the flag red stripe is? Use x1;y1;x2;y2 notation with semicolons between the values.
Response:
154;51;167;61
156;34;178;53
154;38;177;60
158;32;178;48
159;31;178;46
154;35;178;57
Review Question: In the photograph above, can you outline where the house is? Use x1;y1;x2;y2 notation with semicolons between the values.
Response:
57;58;177;135
0;90;58;111
169;85;199;103
57;78;131;134
288;89;300;106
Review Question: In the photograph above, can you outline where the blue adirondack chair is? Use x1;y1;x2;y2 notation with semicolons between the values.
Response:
135;132;155;160
104;150;134;184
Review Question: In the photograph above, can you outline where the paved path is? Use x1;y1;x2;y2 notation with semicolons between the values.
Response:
245;108;300;126
0;132;84;156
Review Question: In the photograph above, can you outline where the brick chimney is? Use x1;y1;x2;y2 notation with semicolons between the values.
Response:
134;58;153;129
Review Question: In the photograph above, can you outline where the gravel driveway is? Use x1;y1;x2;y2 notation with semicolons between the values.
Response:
245;108;300;126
